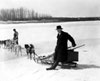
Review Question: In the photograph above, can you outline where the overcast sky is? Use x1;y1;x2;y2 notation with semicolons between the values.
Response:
0;0;100;17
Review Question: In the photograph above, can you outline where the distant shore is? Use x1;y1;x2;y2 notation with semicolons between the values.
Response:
0;17;100;24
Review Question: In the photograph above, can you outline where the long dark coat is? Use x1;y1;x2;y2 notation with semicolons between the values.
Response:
54;31;76;63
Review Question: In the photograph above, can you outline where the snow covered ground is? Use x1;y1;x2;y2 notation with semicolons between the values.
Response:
0;21;100;81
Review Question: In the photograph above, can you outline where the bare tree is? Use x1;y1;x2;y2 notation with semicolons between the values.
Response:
0;7;52;21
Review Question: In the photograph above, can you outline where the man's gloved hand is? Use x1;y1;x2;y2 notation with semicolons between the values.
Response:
72;43;76;47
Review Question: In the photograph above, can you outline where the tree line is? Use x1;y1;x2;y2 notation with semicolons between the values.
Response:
0;7;52;21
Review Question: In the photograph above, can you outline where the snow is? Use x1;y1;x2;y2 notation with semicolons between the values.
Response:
0;21;100;81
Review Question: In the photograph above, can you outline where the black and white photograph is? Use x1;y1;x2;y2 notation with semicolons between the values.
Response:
0;0;100;81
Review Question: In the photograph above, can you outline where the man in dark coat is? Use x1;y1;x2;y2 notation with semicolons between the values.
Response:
46;25;76;70
13;29;19;44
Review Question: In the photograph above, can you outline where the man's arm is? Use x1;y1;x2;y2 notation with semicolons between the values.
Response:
67;33;76;47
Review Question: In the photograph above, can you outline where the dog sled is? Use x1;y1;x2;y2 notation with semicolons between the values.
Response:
34;44;85;67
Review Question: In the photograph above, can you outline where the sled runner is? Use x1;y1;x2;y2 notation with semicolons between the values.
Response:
33;44;85;67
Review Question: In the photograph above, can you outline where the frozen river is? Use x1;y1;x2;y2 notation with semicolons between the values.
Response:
0;21;100;43
0;21;100;54
0;21;100;81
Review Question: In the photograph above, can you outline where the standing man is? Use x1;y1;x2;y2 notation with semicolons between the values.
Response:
13;29;19;44
46;25;76;70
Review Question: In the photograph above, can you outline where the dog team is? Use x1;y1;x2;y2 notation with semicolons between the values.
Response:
24;44;38;60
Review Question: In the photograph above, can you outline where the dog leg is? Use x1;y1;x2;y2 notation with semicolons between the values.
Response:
20;46;22;56
30;54;33;60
